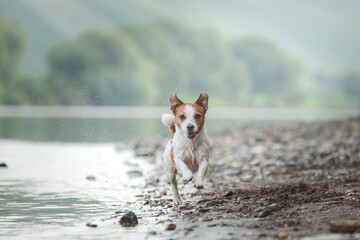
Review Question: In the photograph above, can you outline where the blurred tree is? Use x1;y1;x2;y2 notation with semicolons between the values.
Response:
0;11;26;104
231;37;302;105
123;20;251;105
1;18;306;107
47;30;158;105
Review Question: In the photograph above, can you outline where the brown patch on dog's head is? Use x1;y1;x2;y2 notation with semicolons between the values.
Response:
170;93;184;114
169;93;209;139
195;92;208;113
173;104;187;129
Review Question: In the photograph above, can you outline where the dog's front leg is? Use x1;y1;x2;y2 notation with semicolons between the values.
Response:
194;158;208;189
171;172;182;206
175;157;193;184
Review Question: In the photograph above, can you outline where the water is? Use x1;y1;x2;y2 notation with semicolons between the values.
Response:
0;106;358;142
0;141;163;239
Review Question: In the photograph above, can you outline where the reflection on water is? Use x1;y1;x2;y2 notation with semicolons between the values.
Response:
0;118;162;142
0;142;158;239
1;181;99;224
0;106;358;142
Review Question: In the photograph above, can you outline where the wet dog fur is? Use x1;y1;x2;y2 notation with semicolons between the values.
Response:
161;93;210;206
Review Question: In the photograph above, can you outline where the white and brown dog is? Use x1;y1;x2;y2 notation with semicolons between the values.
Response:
161;93;210;206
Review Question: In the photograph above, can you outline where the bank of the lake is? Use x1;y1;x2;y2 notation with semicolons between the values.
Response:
0;117;359;240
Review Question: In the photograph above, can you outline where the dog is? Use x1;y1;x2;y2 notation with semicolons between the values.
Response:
161;93;210;206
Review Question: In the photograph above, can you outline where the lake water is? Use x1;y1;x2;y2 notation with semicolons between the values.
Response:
0;141;170;240
0;106;358;142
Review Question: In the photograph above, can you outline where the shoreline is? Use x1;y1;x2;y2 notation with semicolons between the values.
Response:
1;117;359;239
131;117;360;239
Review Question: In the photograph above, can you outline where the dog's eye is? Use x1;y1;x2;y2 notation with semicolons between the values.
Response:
195;114;201;119
179;114;185;120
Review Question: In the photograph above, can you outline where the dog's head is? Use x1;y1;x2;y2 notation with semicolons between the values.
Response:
170;93;208;139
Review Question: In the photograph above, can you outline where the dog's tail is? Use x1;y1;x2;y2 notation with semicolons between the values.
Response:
161;113;176;134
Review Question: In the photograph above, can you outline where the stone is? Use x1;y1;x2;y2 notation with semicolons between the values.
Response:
86;223;98;228
199;208;210;213
0;162;7;168
86;175;96;181
223;190;233;197
278;232;288;239
166;223;176;230
300;234;358;240
119;212;138;227
197;198;212;205
259;204;281;218
126;170;143;178
329;219;360;233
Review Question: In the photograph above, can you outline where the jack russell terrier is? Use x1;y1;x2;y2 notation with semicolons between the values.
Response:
161;93;210;206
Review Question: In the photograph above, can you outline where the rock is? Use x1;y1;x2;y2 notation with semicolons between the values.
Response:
86;175;96;181
166;223;176;230
258;209;273;218
259;204;281;218
0;162;8;168
300;234;358;240
197;198;212;205
199;208;210;213
223;190;233;197
202;218;213;222
119;212;138;227
135;150;155;158
179;205;194;211
115;210;125;214
126;170;143;178
278;232;288;239
329;219;360;233
205;200;224;208
86;223;98;228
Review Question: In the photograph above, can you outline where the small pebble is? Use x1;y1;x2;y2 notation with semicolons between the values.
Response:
0;163;8;168
166;223;176;230
278;232;288;239
202;218;213;222
126;170;143;178
119;212;138;227
223;190;233;197
86;175;96;181
197;198;211;205
86;223;97;228
329;219;360;233
259;204;281;218
199;208;210;213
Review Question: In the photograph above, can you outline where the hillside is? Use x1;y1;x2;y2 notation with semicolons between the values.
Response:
0;0;359;74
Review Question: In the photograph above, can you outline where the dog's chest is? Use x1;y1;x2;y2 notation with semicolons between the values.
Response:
182;150;199;173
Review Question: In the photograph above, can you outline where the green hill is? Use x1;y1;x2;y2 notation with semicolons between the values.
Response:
0;0;359;74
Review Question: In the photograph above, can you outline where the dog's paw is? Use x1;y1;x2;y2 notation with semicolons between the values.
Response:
173;197;182;206
182;174;193;184
194;184;204;189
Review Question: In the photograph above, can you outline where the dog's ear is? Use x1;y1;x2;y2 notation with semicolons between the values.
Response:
170;93;183;114
195;92;208;113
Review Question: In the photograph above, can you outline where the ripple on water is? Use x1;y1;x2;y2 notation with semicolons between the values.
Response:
0;142;157;239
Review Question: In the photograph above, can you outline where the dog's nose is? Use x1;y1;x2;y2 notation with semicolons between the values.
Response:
187;124;194;131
